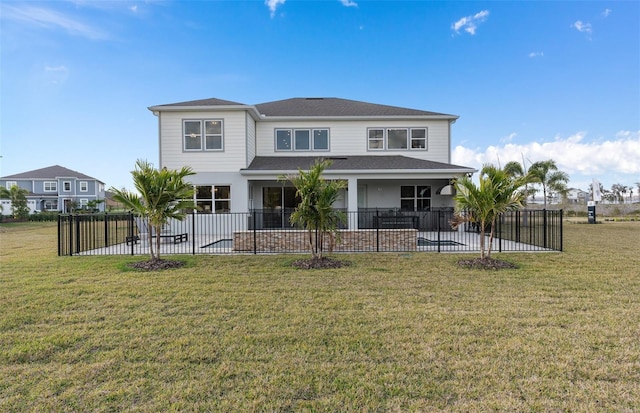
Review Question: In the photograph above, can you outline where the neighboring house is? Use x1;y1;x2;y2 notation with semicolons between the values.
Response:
0;165;106;215
566;188;588;204
148;97;476;229
105;191;125;211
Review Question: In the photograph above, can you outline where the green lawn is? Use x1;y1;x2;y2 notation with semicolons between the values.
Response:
1;221;639;411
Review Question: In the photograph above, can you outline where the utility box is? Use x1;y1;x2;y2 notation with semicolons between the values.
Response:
588;201;596;224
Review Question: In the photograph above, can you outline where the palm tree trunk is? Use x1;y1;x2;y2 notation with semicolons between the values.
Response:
154;224;161;261
487;220;496;258
479;219;486;259
307;229;316;259
147;232;155;261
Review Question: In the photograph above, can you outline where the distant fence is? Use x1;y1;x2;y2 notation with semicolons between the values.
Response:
57;209;563;256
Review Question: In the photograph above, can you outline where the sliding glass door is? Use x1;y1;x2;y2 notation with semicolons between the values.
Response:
262;187;299;228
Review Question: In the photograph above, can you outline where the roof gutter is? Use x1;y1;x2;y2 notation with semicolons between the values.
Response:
240;167;475;176
255;115;460;122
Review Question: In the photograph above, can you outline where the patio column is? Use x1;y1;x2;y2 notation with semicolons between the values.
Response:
347;177;358;229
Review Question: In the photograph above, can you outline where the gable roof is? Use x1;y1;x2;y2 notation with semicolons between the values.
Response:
242;156;474;174
149;97;457;119
1;165;103;182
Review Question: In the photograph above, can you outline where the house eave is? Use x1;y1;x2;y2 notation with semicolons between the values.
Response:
240;168;475;177
256;114;460;122
148;104;262;120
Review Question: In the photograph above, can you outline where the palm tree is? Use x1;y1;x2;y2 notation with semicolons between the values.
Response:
109;160;195;261
528;159;569;208
0;184;30;219
452;164;529;260
280;159;346;260
503;160;536;202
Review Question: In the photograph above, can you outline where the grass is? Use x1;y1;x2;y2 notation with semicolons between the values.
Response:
1;221;639;411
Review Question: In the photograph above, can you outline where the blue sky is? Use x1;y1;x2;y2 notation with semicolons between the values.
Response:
1;0;639;194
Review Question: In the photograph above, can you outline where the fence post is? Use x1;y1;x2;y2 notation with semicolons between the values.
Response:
191;212;196;255
437;210;441;253
74;215;81;254
129;213;135;256
375;209;380;252
498;214;502;253
104;213;109;248
559;210;563;251
57;215;62;256
543;209;548;249
253;212;257;254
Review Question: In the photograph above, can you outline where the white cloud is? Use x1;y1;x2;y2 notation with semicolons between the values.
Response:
452;131;640;188
265;0;286;18
339;0;358;7
572;20;592;39
602;8;612;17
452;10;489;35
44;65;69;84
528;52;544;58
500;133;517;143
0;4;108;40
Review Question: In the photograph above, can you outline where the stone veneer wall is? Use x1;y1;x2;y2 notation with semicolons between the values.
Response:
233;229;417;253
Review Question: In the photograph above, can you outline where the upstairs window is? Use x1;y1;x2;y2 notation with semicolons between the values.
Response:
63;181;71;192
80;181;88;192
313;129;329;150
411;129;427;149
184;120;224;151
294;130;310;150
276;130;292;151
388;129;408;150
368;129;384;150
368;128;428;151
44;181;57;192
276;128;329;151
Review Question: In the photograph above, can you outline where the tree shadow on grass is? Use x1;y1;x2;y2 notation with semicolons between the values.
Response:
291;257;350;269
127;259;186;272
457;257;517;270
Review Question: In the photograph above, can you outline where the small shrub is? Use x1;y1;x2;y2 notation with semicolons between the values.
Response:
29;211;60;222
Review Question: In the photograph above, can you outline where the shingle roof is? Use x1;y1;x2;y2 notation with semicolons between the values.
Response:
153;97;246;107
242;156;474;172
150;97;457;118
254;98;453;117
1;165;102;181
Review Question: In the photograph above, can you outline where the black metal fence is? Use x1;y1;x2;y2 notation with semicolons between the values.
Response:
58;209;563;256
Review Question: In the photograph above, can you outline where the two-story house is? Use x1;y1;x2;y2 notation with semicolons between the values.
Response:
149;97;475;229
566;188;588;204
0;165;106;215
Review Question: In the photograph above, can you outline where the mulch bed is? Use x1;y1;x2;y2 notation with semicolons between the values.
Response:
292;257;350;269
457;257;517;270
127;259;186;272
